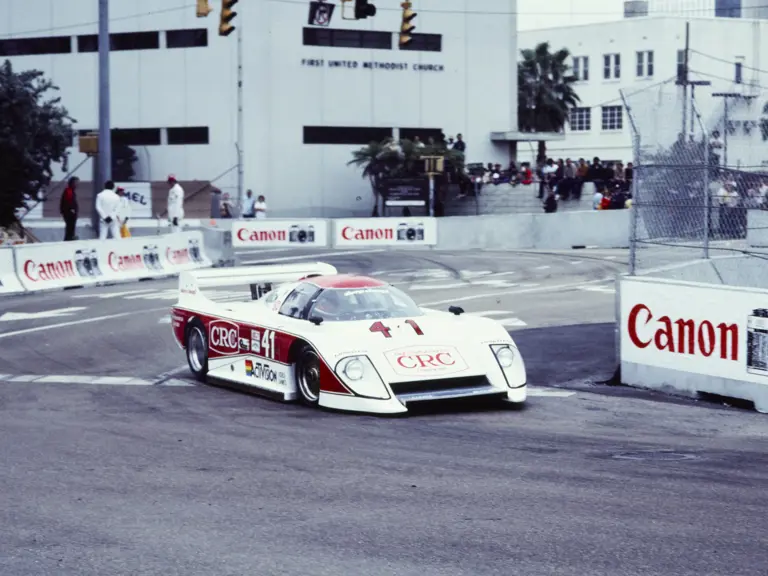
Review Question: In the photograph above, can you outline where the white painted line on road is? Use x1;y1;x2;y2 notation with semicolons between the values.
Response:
418;277;615;307
369;268;419;276
125;290;176;300
235;248;301;255
90;376;153;385
527;388;577;397
484;271;517;277
71;288;158;299
36;375;96;383
581;286;616;294
534;265;551;270
159;378;196;387
519;283;541;288
0;374;10;380
0;307;87;322
0;307;169;340
461;270;493;278
158;315;171;324
241;248;387;264
468;310;513;317
473;280;518;288
497;317;527;327
8;375;44;382
410;282;468;291
570;261;584;265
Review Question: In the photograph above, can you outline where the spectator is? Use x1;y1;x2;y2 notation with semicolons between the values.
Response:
561;158;577;200
255;195;267;219
587;157;604;191
95;180;121;240
241;189;256;218
413;136;425;149
210;187;222;219
592;185;604;210
452;133;466;153
543;188;559;213
539;158;556;199
575;158;589;199
167;174;185;233
59;176;79;241
625;162;634;187
116;187;132;238
600;189;613;210
220;193;235;218
520;163;533;185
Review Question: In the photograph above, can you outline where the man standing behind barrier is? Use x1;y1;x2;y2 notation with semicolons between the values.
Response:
95;181;121;240
167;175;185;233
59;176;79;241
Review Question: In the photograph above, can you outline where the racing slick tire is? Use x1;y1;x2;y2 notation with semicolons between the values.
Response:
295;343;321;407
185;319;209;382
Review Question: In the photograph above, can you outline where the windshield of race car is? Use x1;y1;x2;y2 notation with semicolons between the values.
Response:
309;285;424;322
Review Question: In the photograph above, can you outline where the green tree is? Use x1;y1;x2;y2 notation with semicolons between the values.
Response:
112;143;138;182
518;42;580;164
348;136;465;214
0;60;75;227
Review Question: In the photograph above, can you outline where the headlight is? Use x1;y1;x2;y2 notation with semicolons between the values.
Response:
334;355;391;400
495;346;515;368
343;358;365;381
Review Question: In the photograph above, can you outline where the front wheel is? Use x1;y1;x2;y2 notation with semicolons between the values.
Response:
296;344;321;407
186;320;208;382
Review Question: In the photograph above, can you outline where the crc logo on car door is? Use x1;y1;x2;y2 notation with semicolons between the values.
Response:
209;320;240;355
384;345;468;376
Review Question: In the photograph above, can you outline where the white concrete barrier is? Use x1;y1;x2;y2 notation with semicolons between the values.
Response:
0;247;24;295
436;210;631;250
11;231;211;293
332;217;438;247
232;219;329;248
619;275;768;413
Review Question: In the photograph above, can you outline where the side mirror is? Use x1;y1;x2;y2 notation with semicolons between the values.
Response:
309;315;324;325
448;305;464;316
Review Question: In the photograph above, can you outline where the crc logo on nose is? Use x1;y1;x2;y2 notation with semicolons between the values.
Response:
209;320;239;355
385;345;467;375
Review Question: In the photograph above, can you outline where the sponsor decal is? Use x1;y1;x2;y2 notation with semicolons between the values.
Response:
108;251;146;273
336;219;431;245
245;359;254;376
384;345;468;376
248;360;281;384
166;246;191;266
236;224;317;245
209;319;239;355
142;245;163;270
74;249;102;277
187;239;203;263
239;337;250;352
341;226;394;241
251;329;261;354
24;258;77;283
627;303;738;361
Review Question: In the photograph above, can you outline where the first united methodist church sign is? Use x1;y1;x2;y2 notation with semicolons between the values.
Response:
301;58;445;72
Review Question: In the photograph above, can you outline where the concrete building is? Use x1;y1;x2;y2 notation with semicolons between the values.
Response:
518;15;768;168
0;0;520;219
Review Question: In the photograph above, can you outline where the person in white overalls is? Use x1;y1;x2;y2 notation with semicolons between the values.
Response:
167;174;185;233
95;181;121;240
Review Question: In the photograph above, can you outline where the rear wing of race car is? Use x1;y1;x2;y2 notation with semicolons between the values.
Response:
177;262;338;305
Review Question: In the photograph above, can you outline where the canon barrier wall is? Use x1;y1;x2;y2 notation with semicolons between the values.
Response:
619;275;768;413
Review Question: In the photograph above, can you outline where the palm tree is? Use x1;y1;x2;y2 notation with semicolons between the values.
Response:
518;41;580;164
348;137;465;215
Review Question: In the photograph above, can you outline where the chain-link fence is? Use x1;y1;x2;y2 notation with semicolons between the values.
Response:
622;79;768;288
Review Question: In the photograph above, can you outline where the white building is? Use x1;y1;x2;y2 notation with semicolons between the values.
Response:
518;15;768;168
0;0;519;218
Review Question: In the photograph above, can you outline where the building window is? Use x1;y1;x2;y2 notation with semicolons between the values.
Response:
303;126;393;145
167;127;209;145
400;128;445;142
166;29;208;49
677;49;686;81
112;128;162;146
569;108;591;132
601;106;623;131
603;53;620;79
399;33;442;52
302;27;391;50
572;56;589;81
715;0;741;18
0;36;71;56
77;31;160;53
636;50;653;77
735;61;743;84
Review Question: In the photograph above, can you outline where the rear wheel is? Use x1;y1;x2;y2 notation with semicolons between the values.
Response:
296;344;321;406
186;320;208;382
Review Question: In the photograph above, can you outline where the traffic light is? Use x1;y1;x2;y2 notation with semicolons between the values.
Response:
219;0;238;37
354;0;376;19
399;1;416;47
196;0;213;17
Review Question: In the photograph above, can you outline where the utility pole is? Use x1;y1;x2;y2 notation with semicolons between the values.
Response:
680;21;690;138
95;0;111;236
236;16;244;210
689;80;711;138
712;92;755;167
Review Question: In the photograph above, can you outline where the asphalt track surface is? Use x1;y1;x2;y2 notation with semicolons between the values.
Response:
1;248;767;576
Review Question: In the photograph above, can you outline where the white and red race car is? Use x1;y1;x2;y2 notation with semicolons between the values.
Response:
170;263;527;414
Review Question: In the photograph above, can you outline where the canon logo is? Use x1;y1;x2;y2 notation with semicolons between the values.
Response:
166;247;190;265
23;259;76;283
108;252;144;272
237;228;287;243
396;352;455;369
627;303;739;361
209;320;239;355
341;226;394;241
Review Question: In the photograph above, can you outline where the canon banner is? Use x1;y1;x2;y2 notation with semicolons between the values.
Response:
0;247;24;294
12;231;211;292
232;219;329;248
620;277;768;386
333;218;437;247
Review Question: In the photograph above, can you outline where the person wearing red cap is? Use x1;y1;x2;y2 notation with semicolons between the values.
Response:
166;174;185;233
